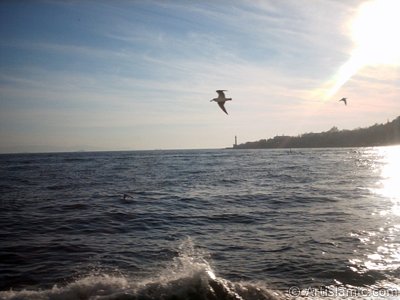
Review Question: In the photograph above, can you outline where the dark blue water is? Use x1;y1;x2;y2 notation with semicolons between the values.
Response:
1;147;400;299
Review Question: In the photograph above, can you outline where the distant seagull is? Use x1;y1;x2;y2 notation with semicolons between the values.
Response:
210;90;232;115
339;97;347;105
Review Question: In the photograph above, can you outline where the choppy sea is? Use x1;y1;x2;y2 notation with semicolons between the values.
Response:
1;147;400;299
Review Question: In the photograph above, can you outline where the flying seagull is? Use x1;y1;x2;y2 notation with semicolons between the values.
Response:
339;97;347;105
210;90;232;114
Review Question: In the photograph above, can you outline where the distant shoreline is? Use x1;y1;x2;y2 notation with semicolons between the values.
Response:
232;116;400;149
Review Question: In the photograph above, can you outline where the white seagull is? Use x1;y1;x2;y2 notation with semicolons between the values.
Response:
210;90;232;114
339;97;347;105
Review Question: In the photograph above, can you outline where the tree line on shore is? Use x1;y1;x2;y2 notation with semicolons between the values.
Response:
233;116;400;149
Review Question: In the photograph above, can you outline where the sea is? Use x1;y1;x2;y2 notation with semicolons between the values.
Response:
1;147;400;300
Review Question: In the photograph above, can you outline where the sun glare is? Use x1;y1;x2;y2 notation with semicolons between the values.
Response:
352;0;400;65
322;0;400;100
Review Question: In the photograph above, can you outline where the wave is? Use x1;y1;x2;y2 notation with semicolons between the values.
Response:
2;239;400;300
0;238;283;300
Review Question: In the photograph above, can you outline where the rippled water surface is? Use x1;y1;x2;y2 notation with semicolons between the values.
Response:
1;147;400;299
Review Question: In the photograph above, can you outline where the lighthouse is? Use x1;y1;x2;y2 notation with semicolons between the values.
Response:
233;135;237;148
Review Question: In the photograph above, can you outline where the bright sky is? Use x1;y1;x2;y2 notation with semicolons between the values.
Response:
1;0;400;153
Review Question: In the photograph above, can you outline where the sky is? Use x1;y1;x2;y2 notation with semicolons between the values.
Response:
1;0;400;153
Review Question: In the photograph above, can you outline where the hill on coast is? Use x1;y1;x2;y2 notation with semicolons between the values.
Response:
233;116;400;149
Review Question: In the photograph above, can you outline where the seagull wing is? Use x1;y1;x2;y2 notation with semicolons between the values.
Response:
218;102;228;114
216;90;227;97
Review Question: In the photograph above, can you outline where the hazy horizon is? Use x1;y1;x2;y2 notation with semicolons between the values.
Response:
1;1;400;153
1;116;398;154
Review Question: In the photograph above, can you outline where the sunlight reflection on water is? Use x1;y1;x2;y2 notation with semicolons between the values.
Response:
376;145;400;214
351;146;400;280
